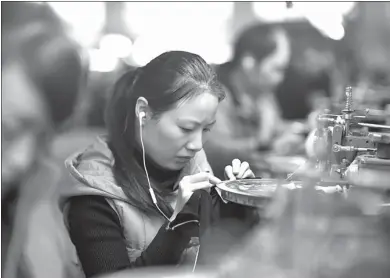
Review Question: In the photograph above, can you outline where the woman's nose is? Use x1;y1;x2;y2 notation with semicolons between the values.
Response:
186;131;203;152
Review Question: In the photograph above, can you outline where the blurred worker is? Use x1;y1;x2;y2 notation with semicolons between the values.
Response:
2;2;85;277
275;22;336;120
205;23;302;179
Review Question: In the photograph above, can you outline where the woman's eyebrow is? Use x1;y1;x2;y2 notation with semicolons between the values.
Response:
207;120;217;126
177;118;216;126
177;118;201;125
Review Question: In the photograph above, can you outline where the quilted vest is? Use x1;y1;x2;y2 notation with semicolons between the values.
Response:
60;136;212;275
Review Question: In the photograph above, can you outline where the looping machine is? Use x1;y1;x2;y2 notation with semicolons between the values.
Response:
313;86;390;185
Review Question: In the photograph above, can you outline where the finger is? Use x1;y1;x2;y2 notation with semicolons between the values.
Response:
237;161;249;178
190;181;213;191
242;169;255;179
232;159;241;174
171;192;194;221
225;165;236;181
187;172;212;183
188;172;221;184
208;174;222;185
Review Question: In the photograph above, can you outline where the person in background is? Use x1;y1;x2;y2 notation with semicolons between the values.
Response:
276;46;334;120
205;23;301;179
2;2;85;277
274;21;341;137
59;51;257;278
85;61;134;128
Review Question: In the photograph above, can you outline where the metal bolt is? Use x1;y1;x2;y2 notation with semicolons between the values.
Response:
345;86;353;112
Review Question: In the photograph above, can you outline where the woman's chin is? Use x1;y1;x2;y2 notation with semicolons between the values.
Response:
152;156;191;171
163;158;190;170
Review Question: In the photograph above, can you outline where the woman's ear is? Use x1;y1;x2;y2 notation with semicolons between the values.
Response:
135;97;149;120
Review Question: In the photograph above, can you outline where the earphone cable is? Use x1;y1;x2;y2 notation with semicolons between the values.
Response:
140;117;199;271
192;245;200;272
140;120;170;221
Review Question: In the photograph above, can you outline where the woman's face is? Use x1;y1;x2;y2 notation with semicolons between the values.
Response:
2;63;48;195
139;92;219;170
245;29;291;92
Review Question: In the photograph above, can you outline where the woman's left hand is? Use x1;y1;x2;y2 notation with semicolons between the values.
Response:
224;159;255;181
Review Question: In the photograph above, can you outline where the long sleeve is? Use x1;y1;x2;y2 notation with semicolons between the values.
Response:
67;195;192;278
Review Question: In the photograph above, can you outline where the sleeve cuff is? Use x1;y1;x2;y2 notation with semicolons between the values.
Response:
166;219;199;231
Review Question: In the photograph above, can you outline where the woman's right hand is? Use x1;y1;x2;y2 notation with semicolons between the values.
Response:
170;172;221;222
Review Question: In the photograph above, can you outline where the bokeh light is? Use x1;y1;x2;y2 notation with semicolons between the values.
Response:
99;34;133;59
124;2;234;66
48;2;106;47
253;2;355;40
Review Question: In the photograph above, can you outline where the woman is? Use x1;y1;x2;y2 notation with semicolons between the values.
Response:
2;2;85;278
204;23;303;179
60;51;256;278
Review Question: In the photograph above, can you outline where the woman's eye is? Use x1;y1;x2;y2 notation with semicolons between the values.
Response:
180;127;193;133
203;128;211;133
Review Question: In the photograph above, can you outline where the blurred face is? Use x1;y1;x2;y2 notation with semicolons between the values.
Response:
244;29;291;91
2;63;48;195
299;48;334;76
139;92;219;170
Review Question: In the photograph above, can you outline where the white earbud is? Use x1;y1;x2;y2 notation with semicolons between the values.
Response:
139;111;146;126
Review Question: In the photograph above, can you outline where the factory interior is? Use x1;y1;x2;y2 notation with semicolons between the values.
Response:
2;2;390;278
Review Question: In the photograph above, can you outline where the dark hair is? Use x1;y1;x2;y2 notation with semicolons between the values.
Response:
2;2;85;128
105;51;226;216
232;23;285;66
